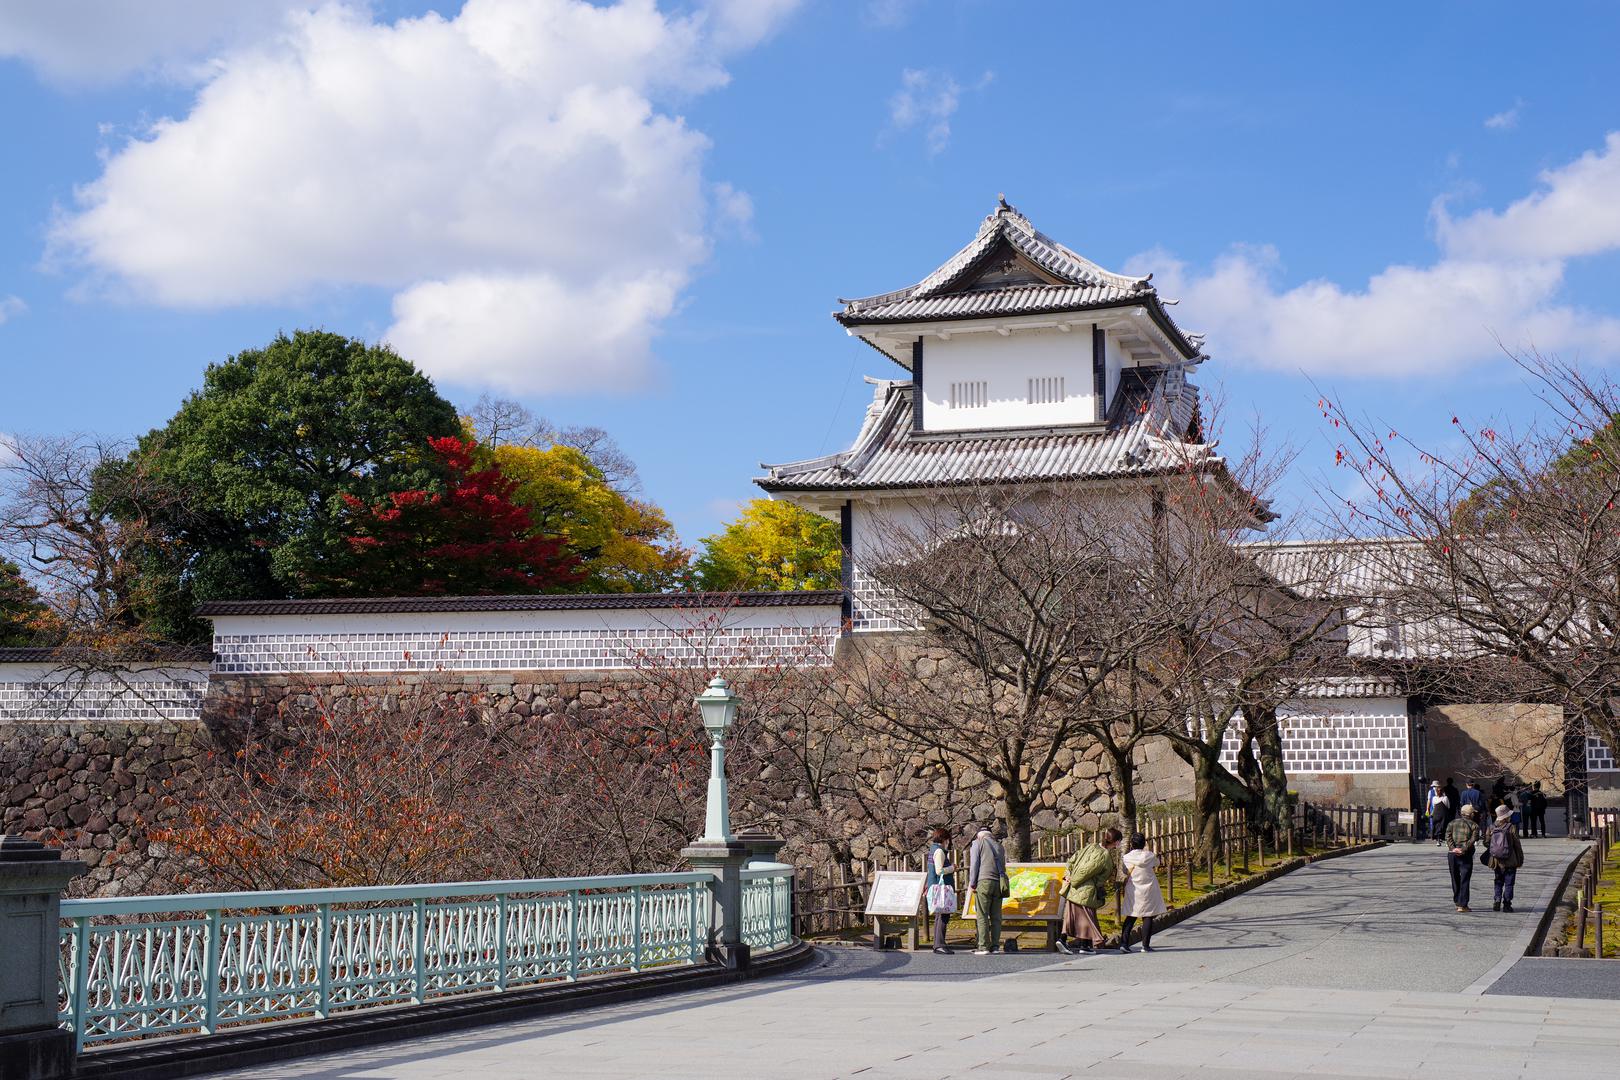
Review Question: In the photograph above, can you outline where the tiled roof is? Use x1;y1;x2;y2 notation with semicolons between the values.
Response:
757;368;1230;494
1297;676;1406;699
1244;538;1425;599
836;199;1201;358
195;591;845;617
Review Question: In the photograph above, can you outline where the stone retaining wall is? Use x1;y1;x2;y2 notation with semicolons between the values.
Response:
1;660;1201;895
0;718;214;896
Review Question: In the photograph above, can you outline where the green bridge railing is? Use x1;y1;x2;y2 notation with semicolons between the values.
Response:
58;866;796;1051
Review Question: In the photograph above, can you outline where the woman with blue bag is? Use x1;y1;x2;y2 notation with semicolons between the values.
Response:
925;826;958;954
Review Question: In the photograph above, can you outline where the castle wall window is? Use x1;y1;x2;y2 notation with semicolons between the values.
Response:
949;380;988;409
1027;376;1065;405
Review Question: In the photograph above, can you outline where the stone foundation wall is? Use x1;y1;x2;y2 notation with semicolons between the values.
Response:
1;658;1205;894
0;718;214;897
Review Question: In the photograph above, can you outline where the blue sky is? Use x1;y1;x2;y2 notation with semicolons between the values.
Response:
3;1;1620;544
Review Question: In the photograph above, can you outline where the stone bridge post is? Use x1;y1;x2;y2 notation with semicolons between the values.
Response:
0;837;85;1080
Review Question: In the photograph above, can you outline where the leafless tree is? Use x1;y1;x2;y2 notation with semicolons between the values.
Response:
609;605;922;875
0;433;198;714
1321;349;1620;811
842;483;1187;859
465;394;641;491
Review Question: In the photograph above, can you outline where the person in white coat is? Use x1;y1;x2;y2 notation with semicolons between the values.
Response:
1119;832;1167;953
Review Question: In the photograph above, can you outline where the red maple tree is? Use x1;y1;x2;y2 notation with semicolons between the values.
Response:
326;436;582;595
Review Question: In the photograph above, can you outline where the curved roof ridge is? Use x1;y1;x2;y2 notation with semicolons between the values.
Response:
761;380;909;480
840;200;1154;313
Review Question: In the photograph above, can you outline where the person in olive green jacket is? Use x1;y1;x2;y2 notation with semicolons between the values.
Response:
1445;803;1481;912
1055;827;1120;953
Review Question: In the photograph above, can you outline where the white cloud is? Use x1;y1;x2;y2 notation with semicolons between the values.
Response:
1131;132;1620;377
711;181;756;242
0;0;307;85
698;0;801;51
387;271;681;394
1484;100;1523;131
1436;131;1620;260
887;68;991;156
45;0;798;395
866;0;921;27
0;295;24;325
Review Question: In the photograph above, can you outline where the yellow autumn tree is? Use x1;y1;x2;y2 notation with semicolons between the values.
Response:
490;443;690;592
694;499;842;591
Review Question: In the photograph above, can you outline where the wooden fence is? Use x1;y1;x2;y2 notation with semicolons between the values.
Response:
1571;813;1618;957
793;801;1399;939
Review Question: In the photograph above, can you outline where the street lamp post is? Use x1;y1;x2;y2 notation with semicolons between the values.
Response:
681;673;759;968
696;675;740;844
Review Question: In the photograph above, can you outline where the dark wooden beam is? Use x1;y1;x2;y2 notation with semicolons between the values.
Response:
839;501;854;633
912;337;925;431
1092;324;1107;421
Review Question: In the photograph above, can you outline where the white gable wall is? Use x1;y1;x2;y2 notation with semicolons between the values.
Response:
921;326;1098;431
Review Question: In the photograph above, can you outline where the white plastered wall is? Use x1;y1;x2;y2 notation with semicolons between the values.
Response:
0;662;210;723
921;326;1099;431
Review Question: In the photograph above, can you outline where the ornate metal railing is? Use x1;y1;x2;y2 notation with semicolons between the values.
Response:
57;872;737;1051
739;863;794;952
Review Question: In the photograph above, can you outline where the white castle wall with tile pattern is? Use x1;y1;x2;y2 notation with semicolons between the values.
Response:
209;604;842;675
0;663;210;723
1221;695;1411;775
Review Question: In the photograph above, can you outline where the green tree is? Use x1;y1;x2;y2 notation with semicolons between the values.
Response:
693;499;841;591
492;442;690;592
0;558;52;646
109;331;461;630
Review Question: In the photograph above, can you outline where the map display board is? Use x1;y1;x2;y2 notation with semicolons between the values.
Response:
863;870;927;917
961;862;1067;921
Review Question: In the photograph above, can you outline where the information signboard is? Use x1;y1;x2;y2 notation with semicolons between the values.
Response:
864;870;927;917
961;862;1067;921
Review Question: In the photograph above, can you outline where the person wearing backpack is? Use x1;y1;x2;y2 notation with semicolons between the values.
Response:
1486;804;1526;912
1445;803;1481;912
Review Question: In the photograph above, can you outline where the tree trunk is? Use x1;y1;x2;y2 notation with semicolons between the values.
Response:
1192;752;1224;866
1234;728;1266;833
1109;749;1139;842
1251;707;1293;846
1002;794;1034;862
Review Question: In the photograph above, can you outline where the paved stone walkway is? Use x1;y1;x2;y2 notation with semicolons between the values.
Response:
209;841;1617;1080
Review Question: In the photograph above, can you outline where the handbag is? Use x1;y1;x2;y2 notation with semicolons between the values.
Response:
999;872;1011;899
926;882;957;915
1479;848;1491;867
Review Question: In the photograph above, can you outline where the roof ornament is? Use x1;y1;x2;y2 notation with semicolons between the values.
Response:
996;192;1013;213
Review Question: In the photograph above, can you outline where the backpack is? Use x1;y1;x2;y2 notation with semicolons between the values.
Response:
1489;825;1513;860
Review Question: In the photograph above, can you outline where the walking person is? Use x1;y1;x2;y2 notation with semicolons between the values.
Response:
1459;780;1486;819
1054;828;1119;954
1446;803;1481;912
1426;780;1450;846
1529;782;1548;838
1515;782;1535;834
1118;832;1166;953
968;824;1007;956
1443;777;1460;817
924;826;958;954
1486;804;1525;912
